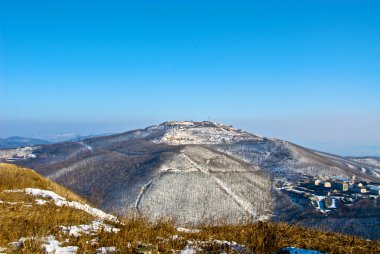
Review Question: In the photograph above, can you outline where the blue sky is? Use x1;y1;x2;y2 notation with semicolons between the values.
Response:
0;1;379;156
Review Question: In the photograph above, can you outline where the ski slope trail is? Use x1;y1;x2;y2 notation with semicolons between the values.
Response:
78;141;93;151
134;173;164;214
180;153;257;218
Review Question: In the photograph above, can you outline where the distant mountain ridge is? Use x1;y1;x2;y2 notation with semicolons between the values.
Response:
0;136;50;149
0;133;114;149
31;133;114;143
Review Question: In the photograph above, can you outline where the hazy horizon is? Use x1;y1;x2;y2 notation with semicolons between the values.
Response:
1;116;380;157
1;1;379;156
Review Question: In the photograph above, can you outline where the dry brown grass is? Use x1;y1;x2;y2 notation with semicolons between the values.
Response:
0;163;85;203
0;163;95;250
14;217;376;254
0;202;94;245
193;222;380;254
61;218;184;254
0;163;379;254
62;218;378;254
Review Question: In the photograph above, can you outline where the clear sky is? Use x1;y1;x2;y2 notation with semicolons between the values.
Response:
0;1;379;156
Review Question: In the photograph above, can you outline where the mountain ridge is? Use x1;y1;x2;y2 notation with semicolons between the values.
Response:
1;121;379;238
0;136;50;149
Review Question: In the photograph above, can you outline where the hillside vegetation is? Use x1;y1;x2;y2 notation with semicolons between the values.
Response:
0;163;85;201
0;163;118;253
0;163;379;253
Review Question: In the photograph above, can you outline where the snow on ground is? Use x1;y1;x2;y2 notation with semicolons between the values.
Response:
9;237;33;249
42;236;78;254
345;163;357;170
96;246;117;253
4;188;118;222
150;121;261;145
78;141;93;151
176;227;201;233
180;244;199;254
60;221;120;237
213;240;246;253
154;127;257;145
35;199;48;205
9;236;77;253
6;219;120;253
0;200;27;205
351;158;380;168
2;188;121;252
180;239;246;254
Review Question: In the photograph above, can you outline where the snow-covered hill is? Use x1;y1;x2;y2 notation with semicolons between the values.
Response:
0;121;379;234
148;121;262;145
136;146;272;224
146;121;379;181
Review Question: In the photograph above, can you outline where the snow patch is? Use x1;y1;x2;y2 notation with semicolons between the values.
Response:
151;121;261;145
177;227;201;233
78;141;93;151
96;246;117;253
42;236;78;254
9;236;78;254
180;244;198;254
60;221;120;237
0;200;24;205
35;199;48;205
4;188;118;222
180;239;246;254
351;158;380;168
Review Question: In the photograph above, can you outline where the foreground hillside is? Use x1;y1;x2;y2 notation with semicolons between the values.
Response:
0;163;120;253
0;163;379;254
